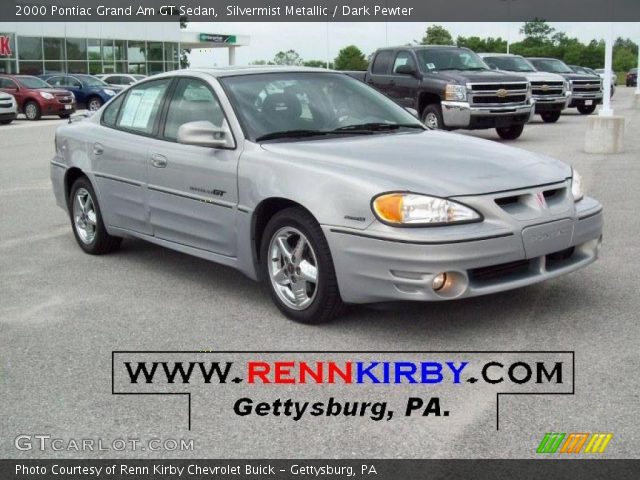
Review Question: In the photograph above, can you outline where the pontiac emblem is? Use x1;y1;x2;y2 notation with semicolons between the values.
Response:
535;192;548;210
496;88;508;98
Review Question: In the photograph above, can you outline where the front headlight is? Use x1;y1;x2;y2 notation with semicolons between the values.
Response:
372;192;481;226
444;84;467;102
103;89;116;96
39;92;54;100
571;169;584;202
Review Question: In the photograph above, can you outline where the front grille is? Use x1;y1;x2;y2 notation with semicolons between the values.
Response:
54;94;73;104
572;80;601;93
469;83;528;92
0;102;11;108
532;88;563;96
546;247;575;270
531;81;564;87
474;94;527;104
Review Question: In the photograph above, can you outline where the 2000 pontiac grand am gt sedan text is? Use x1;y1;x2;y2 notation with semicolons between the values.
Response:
50;67;603;324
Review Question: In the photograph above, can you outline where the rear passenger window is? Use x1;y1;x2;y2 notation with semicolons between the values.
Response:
116;79;170;135
163;78;225;141
372;51;393;74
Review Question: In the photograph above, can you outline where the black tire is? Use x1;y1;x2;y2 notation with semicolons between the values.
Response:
0;119;12;125
540;111;561;123
87;96;103;111
260;207;344;324
24;101;41;121
496;124;524;140
69;176;122;255
421;104;444;130
577;104;597;115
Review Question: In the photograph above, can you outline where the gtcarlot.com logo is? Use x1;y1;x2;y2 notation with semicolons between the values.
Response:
537;432;613;454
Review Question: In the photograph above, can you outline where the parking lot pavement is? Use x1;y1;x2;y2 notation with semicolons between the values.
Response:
1;87;639;459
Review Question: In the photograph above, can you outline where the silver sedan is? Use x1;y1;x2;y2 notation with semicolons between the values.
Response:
50;67;603;323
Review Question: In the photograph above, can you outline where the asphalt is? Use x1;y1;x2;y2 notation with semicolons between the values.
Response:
1;89;639;459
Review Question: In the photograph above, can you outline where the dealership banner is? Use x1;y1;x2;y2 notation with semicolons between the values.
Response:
3;0;640;22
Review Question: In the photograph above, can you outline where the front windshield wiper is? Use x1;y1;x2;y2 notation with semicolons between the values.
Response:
255;129;332;141
331;122;424;133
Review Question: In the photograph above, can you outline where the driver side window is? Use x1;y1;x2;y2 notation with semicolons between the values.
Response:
393;51;416;73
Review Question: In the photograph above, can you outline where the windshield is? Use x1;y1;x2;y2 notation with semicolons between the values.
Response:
220;72;423;142
132;75;146;80
415;48;489;72
529;59;573;74
78;75;109;87
19;76;51;89
484;55;535;72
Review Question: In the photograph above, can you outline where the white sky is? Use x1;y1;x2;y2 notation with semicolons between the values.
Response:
186;22;639;67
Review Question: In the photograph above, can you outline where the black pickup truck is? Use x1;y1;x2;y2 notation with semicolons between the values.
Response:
346;46;534;140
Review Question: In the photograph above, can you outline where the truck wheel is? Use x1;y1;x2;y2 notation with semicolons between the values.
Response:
540;111;561;123
577;104;597;115
69;177;122;255
496;124;524;140
261;207;343;324
421;104;444;130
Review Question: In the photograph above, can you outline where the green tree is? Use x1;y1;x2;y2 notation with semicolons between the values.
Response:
456;36;507;53
250;59;275;65
273;50;303;66
420;25;454;46
333;45;368;71
520;19;555;44
303;60;328;68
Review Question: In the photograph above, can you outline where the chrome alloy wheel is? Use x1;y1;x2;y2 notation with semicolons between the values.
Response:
72;188;97;244
88;98;102;111
424;112;439;129
25;103;38;120
268;227;319;311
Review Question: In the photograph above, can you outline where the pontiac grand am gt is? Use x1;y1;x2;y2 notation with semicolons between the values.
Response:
50;67;603;323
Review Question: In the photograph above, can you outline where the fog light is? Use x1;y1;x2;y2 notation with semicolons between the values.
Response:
432;273;447;291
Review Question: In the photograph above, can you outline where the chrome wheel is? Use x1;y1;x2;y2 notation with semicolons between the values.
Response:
25;103;38;120
88;98;102;111
424;112;439;129
268;227;319;311
72;188;97;244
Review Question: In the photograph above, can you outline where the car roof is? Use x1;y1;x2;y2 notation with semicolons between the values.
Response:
477;53;520;57
170;66;335;78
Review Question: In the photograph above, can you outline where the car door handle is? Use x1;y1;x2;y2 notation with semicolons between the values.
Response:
92;143;103;155
150;153;167;168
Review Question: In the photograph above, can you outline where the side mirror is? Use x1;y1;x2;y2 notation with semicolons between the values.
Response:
405;107;419;118
395;64;418;76
177;120;234;148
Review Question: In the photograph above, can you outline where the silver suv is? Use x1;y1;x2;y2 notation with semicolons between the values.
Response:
50;67;603;323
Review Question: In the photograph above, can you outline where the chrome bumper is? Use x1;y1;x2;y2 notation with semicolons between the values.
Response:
441;99;535;128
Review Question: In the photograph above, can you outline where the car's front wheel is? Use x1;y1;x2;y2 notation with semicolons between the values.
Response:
540;111;561;123
69;177;122;255
24;101;41;121
421;104;444;130
577;104;597;115
261;207;343;324
496;124;524;140
87;97;103;111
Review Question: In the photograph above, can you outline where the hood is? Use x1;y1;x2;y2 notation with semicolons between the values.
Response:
425;69;528;84
0;92;14;100
519;71;566;82
261;131;571;197
35;87;73;96
557;72;600;81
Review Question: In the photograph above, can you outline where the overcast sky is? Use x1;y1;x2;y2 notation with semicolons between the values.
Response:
186;22;639;67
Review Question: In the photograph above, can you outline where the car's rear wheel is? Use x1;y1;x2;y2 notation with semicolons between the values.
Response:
24;101;41;121
0;119;12;125
87;97;103;111
577;104;597;115
261;207;343;324
69;177;121;255
496;124;524;140
540;111;561;123
421;104;444;130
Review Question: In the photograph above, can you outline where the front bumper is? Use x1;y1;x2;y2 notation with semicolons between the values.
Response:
533;94;569;113
441;100;534;129
568;92;603;108
324;194;603;304
41;100;77;116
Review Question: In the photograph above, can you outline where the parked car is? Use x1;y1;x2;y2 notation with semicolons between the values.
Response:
40;74;122;111
50;67;603;323
0;74;76;120
626;68;637;87
345;46;534;140
97;73;147;88
572;66;615;97
594;68;617;86
0;91;17;124
527;58;603;114
479;53;569;123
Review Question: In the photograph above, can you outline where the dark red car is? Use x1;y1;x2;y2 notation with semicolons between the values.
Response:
626;68;637;87
0;75;76;120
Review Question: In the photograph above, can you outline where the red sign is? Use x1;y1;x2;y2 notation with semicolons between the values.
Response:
0;36;12;56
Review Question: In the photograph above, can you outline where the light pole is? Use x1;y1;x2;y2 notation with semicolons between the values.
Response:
600;22;614;116
636;38;640;95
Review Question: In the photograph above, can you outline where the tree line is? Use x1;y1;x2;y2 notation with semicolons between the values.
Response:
250;21;638;73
